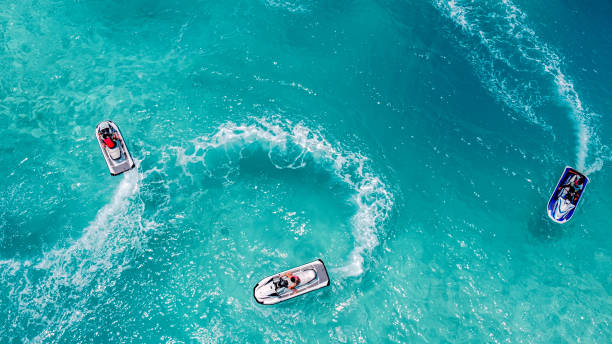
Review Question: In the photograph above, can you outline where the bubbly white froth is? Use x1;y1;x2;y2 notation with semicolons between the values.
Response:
176;117;394;276
433;0;608;174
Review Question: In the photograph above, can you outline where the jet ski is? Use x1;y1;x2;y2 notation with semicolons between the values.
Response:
253;259;330;305
547;166;589;224
95;120;135;176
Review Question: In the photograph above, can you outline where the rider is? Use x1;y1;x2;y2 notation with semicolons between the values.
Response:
100;124;119;149
280;272;301;293
558;175;584;203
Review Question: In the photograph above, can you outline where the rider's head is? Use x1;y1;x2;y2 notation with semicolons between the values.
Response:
575;177;584;185
100;122;111;136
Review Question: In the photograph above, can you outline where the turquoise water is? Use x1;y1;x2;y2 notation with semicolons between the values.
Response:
1;0;611;342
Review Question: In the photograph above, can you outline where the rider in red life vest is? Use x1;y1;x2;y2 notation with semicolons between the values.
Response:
100;126;119;148
103;136;116;148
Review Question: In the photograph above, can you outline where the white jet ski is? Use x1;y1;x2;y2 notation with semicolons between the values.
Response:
253;259;330;305
95;120;135;176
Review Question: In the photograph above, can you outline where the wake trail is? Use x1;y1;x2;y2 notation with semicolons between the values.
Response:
175;117;394;277
433;0;608;174
0;168;155;342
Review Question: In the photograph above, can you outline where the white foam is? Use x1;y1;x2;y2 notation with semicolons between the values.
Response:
436;0;554;130
264;0;310;13
433;0;608;173
176;117;393;277
1;168;158;341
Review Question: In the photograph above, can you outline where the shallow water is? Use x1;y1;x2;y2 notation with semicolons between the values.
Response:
1;0;611;342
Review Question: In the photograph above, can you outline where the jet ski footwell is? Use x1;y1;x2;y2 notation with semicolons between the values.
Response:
253;259;330;305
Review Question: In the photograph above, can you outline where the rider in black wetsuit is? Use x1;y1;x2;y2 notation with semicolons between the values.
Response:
558;175;584;204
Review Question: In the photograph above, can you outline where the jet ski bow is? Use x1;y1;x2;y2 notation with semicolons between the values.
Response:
96;120;135;176
547;166;589;224
253;259;330;305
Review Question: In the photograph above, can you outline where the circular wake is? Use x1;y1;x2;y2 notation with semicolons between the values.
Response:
174;117;394;277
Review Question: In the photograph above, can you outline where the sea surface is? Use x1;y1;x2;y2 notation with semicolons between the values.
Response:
1;0;611;342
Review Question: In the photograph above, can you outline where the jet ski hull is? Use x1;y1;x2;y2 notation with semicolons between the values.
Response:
96;121;135;176
253;259;330;305
547;166;589;224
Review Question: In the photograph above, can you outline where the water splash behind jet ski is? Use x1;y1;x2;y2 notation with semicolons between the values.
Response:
253;259;330;305
547;167;589;224
95;120;135;176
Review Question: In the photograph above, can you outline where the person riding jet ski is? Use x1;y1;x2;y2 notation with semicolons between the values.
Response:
270;273;301;295
99;123;119;149
547;167;589;224
253;259;330;305
280;272;301;293
95;120;135;175
557;173;584;204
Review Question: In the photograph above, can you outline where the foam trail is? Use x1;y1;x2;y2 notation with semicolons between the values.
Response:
433;0;607;173
549;70;602;173
264;0;310;13
175;117;393;277
1;168;152;342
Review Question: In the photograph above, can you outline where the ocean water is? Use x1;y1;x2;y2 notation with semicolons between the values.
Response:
1;0;611;342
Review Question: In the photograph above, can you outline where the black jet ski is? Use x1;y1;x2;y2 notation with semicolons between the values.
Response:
253;259;330;305
547;166;589;224
95;120;135;176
